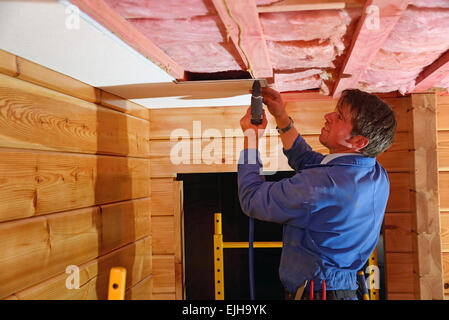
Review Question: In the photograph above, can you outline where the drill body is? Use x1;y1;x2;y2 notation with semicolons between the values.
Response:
250;80;263;125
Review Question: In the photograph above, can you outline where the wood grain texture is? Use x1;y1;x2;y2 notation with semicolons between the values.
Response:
99;198;151;254
387;292;416;300
152;255;175;294
409;93;444;299
441;213;449;253
0;54;152;300
0;149;150;222
151;178;176;215
15;56;100;104
149;101;337;140
150;132;408;177
257;0;364;12
149;97;409;140
152;293;176;300
0;49;150;121
439;172;449;210
443;252;449;297
383;213;414;253
385;252;418;295
152;216;175;255
438;131;449;171
0;49;18;77
8;237;151;300
100;90;150;121
211;0;272;78
385;173;410;213
437;104;449;131
438;95;449;106
0;73;150;158
125;275;153;300
174;181;184;300
0;199;151;298
332;0;410;97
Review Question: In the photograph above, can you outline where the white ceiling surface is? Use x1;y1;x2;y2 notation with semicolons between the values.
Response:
0;0;251;108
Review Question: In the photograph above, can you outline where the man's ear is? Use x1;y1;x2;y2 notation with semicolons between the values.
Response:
348;135;369;151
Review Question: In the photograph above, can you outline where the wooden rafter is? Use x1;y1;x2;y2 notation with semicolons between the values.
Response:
69;0;185;80
413;50;449;93
332;0;409;98
211;0;273;79
257;0;364;13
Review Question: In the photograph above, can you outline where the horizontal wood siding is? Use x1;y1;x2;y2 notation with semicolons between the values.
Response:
0;50;152;300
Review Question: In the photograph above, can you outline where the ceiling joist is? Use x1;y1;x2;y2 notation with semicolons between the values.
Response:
413;50;449;93
211;0;273;79
70;0;185;80
257;0;364;13
332;0;409;98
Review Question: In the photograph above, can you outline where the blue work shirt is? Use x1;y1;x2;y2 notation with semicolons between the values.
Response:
237;134;389;293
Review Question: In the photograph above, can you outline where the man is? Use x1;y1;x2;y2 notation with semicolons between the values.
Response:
237;87;397;300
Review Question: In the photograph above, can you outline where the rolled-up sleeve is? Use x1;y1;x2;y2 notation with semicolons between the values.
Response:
237;149;315;228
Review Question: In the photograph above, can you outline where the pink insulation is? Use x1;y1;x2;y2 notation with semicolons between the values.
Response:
410;0;449;8
111;0;360;92
359;6;449;94
155;42;244;73
436;75;449;90
98;0;449;95
259;10;352;48
273;69;323;92
266;39;336;70
103;0;214;19
125;9;245;73
129;16;225;44
259;9;359;92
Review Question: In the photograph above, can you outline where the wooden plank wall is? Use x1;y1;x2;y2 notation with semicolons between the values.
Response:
149;95;417;299
0;49;152;300
437;95;449;299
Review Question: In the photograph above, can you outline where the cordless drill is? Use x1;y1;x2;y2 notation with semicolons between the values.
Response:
250;80;263;125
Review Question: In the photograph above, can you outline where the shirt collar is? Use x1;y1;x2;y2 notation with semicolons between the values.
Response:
320;153;361;165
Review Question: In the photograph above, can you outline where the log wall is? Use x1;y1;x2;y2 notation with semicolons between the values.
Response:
148;94;422;299
0;49;152;300
1;48;445;300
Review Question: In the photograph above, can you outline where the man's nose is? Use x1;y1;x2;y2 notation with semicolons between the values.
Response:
324;112;335;121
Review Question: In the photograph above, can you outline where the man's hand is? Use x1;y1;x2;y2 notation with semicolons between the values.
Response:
240;106;267;149
261;87;299;150
262;87;286;119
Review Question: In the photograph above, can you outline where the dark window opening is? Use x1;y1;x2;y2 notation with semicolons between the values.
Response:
178;171;385;300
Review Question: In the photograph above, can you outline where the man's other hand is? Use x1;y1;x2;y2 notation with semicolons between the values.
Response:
262;87;286;119
240;107;267;149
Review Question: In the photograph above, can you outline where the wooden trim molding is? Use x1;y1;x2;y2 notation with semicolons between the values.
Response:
409;93;444;299
413;50;449;93
211;0;273;79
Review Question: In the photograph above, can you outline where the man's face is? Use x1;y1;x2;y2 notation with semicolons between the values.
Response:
319;103;355;153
